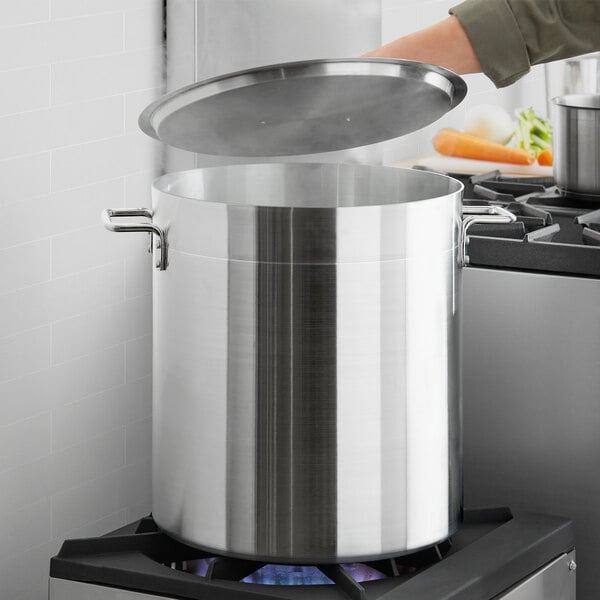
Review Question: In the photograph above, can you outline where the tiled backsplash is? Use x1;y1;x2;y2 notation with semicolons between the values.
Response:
0;2;162;599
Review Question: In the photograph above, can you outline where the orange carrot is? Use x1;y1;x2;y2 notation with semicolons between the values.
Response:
433;128;535;166
537;148;553;166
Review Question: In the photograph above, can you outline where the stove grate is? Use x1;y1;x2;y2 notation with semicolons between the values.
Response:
50;509;575;600
161;531;451;600
414;167;600;278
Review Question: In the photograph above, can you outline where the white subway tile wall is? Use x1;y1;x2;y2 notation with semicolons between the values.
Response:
0;66;51;116
0;153;52;207
0;13;124;71
0;2;162;598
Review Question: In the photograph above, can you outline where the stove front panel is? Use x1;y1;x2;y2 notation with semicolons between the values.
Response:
49;577;178;599
463;267;600;598
498;552;576;600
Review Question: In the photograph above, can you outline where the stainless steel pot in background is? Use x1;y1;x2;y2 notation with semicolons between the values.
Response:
552;94;600;198
103;163;514;563
545;52;600;102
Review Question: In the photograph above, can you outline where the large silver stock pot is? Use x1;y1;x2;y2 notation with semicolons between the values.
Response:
103;162;514;563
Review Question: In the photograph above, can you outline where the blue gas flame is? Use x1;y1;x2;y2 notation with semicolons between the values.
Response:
186;557;386;585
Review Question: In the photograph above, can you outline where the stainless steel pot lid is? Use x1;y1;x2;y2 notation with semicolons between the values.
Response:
139;58;467;156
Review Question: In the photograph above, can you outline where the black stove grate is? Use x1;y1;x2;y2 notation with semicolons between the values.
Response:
417;167;600;278
162;535;452;600
131;517;452;600
50;508;574;600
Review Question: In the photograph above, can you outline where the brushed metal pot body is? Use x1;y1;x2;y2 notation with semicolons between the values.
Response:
145;163;463;563
553;94;600;197
104;165;516;562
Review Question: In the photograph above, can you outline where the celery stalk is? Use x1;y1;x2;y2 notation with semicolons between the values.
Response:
514;108;553;157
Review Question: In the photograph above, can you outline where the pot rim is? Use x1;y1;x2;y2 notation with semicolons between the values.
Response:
152;163;464;210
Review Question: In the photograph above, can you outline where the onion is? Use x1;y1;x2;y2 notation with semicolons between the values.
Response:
464;104;515;145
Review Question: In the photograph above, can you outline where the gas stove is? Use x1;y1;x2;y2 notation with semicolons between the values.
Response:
415;167;600;278
444;169;600;598
50;508;574;600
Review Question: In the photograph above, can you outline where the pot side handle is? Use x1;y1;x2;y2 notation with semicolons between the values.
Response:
461;205;516;267
101;208;168;270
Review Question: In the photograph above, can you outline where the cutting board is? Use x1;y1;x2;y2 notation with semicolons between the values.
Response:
400;155;553;177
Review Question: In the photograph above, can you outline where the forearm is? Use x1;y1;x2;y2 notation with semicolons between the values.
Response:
367;0;600;89
363;15;482;75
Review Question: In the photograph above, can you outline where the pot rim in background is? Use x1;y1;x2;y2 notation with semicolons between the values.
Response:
552;93;600;199
553;94;600;110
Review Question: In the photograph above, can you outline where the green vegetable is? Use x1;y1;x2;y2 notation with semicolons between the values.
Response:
514;108;553;158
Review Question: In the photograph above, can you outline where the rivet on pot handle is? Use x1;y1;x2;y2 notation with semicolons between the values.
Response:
102;208;168;270
461;205;516;266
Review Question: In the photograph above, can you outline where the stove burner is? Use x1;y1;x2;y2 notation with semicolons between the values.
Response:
165;536;451;599
415;166;600;278
244;564;361;586
186;557;216;577
243;563;385;585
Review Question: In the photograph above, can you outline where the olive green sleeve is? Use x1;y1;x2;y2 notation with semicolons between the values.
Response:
449;0;600;87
